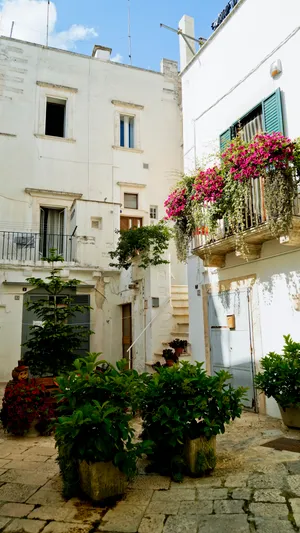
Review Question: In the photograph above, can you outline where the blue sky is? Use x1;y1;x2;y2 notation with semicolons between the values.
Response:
0;0;227;70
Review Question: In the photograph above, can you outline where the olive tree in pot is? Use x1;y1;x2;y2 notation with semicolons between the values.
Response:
255;335;300;428
55;354;152;501
140;361;246;481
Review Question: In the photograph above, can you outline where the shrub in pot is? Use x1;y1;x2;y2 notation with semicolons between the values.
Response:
255;335;300;428
162;349;178;367
140;361;246;481
169;338;187;357
55;353;152;500
1;379;55;436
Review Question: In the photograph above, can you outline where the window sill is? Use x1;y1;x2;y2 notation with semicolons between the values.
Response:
34;134;76;143
112;145;143;154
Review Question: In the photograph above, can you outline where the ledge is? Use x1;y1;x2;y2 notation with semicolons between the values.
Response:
117;182;146;188
112;145;143;154
0;132;16;137
111;100;144;110
36;81;78;93
193;217;300;267
34;134;76;143
25;188;82;200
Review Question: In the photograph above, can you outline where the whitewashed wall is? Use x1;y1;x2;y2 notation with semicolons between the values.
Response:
182;0;300;417
0;38;184;380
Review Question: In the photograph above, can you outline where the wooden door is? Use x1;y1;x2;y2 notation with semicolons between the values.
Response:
122;304;132;367
120;216;143;231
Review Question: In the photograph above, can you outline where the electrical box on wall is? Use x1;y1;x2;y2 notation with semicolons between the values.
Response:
152;297;159;308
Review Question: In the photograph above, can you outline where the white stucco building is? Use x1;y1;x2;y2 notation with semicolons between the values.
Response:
0;37;186;381
180;0;300;417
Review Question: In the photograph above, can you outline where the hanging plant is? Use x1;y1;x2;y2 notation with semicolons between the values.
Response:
164;175;196;262
109;222;172;270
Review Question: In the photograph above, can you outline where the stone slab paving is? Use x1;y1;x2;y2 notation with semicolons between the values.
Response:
0;413;299;531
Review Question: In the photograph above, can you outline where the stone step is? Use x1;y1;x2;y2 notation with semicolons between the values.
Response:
171;301;189;308
177;321;189;326
173;310;189;316
171;331;189;338
170;293;189;301
161;340;191;346
154;352;191;358
171;286;189;294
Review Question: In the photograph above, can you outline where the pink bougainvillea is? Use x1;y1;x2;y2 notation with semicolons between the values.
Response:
222;132;295;182
192;166;224;204
164;187;187;219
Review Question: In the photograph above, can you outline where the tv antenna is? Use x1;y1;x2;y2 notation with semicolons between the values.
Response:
46;0;50;46
128;0;132;65
160;23;206;55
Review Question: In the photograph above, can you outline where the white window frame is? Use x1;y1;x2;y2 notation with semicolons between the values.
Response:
35;83;76;142
150;205;158;220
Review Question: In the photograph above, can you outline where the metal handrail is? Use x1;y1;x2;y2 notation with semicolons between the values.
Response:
0;231;75;262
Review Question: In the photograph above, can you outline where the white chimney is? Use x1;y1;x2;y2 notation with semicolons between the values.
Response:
178;15;196;71
92;45;112;61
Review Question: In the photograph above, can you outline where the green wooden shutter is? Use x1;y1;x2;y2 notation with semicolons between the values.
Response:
262;88;284;134
220;128;232;152
70;295;90;356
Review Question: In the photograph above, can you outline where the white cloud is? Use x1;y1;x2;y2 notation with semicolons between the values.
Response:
0;0;97;50
111;53;123;63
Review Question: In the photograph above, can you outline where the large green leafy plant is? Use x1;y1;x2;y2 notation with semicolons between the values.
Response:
55;354;152;497
140;362;246;481
109;222;172;270
255;335;300;409
23;250;92;377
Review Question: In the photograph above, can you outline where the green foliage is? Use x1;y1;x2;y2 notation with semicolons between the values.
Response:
162;349;177;361
109;222;172;270
54;354;152;498
255;335;300;409
195;447;217;476
140;361;246;480
22;250;92;377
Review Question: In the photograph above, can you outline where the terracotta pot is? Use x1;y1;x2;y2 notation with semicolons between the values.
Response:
184;436;217;476
79;460;128;502
166;359;175;367
174;347;184;357
279;405;300;429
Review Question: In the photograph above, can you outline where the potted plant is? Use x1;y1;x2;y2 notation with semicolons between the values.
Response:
169;338;187;357
162;348;178;367
255;335;300;428
22;250;92;383
55;354;152;500
1;379;55;436
140;361;246;481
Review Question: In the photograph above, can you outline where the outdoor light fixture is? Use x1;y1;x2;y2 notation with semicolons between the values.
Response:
270;59;282;78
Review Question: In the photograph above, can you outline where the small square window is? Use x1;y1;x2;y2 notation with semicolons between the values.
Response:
120;115;135;149
124;193;138;210
91;217;102;230
150;206;158;219
45;97;66;138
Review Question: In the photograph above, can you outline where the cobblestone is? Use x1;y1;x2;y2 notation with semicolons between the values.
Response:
214;499;245;514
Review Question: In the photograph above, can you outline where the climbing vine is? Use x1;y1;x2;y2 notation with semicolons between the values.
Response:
109;222;172;270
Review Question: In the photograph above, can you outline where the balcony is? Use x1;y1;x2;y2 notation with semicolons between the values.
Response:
192;177;300;267
0;232;75;263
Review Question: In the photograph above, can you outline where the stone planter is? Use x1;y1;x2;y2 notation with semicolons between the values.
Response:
279;405;300;429
79;460;128;502
185;436;217;476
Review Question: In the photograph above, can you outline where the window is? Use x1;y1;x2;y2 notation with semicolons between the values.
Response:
91;217;102;230
45;97;66;138
120;216;142;230
150;206;158;219
124;193;138;209
120;115;134;148
39;207;65;257
220;88;284;152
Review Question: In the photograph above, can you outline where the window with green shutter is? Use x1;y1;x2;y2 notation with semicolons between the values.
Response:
220;88;284;149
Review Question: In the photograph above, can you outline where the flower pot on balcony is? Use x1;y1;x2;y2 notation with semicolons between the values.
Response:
79;460;128;502
184;436;217;476
279;405;300;429
174;347;184;357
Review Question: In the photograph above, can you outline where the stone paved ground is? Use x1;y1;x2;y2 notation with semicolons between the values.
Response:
0;413;300;532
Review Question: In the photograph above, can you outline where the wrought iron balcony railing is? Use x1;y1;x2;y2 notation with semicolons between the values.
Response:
0;232;75;262
192;176;300;252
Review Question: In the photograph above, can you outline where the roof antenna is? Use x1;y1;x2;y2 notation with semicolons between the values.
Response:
128;0;132;65
46;0;50;46
160;22;206;55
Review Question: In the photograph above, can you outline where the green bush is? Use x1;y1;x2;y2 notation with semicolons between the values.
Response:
140;362;246;481
54;354;152;498
255;335;300;409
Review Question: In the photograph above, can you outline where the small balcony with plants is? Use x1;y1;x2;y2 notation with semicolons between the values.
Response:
164;133;300;267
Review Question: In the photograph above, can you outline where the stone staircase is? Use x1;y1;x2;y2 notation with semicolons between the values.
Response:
148;285;190;368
